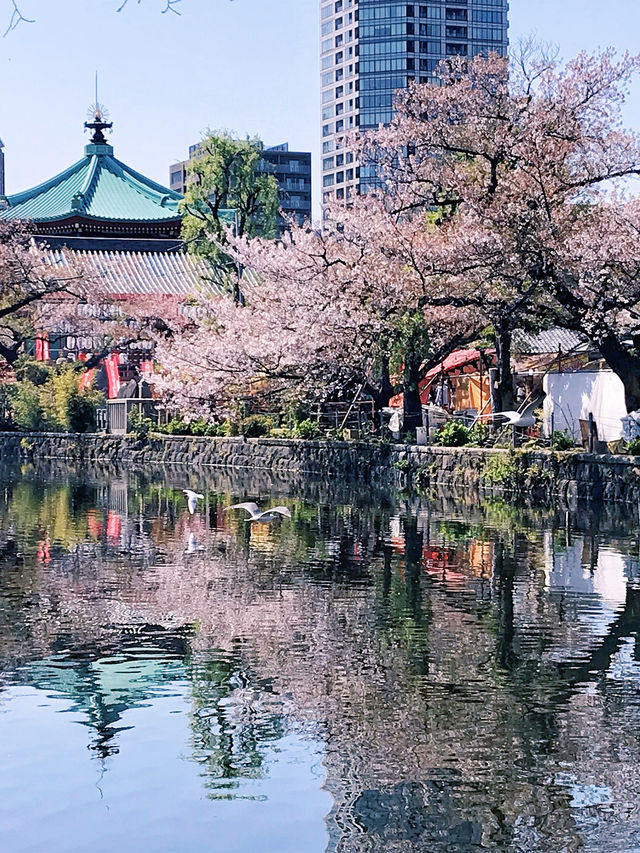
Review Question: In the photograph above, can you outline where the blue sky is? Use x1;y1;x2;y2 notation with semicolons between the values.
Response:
0;0;639;220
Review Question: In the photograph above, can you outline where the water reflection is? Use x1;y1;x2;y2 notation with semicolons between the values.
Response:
1;461;640;851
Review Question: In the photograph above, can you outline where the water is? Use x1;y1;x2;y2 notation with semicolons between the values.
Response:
2;462;640;852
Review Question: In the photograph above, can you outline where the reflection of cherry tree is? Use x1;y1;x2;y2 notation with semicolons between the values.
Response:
3;466;640;848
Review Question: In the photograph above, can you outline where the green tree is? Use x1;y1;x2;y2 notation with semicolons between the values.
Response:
181;131;279;264
9;358;103;432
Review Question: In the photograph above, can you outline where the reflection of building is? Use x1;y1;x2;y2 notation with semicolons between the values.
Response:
20;637;188;756
320;0;509;205
170;141;312;230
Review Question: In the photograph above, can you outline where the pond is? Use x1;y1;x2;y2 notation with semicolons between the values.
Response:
1;461;640;852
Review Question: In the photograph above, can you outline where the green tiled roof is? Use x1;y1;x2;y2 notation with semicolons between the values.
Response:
0;142;183;225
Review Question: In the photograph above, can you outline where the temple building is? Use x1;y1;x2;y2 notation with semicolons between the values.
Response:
0;111;219;396
0;111;185;250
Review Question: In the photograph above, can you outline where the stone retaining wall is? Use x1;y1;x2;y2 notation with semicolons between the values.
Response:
2;432;640;504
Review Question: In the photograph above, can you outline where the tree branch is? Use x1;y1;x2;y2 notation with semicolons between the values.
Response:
117;0;183;14
3;0;33;37
4;0;188;35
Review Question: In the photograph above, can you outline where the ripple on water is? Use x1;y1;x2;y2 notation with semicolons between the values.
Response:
2;467;640;851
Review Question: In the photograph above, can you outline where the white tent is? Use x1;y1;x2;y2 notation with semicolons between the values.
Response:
543;371;627;442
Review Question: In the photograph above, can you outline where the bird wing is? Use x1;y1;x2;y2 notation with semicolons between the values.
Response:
265;506;292;519
225;502;261;516
183;489;203;499
520;396;543;418
499;411;522;425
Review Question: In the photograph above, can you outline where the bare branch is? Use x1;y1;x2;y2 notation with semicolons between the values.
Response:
117;0;182;13
4;0;189;35
162;0;182;14
3;1;34;38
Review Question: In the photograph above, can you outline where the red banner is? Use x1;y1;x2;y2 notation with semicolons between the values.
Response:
104;353;121;399
35;332;50;362
79;369;96;392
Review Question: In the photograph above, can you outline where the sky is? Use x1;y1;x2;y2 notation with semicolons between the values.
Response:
0;0;639;221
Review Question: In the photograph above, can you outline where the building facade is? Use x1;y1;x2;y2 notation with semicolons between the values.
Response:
320;0;509;204
260;144;312;230
169;141;312;231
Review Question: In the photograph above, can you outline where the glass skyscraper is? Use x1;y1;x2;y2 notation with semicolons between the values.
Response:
320;0;509;205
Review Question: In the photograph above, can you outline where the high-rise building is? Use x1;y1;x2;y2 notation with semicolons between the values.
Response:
320;0;509;204
169;141;312;232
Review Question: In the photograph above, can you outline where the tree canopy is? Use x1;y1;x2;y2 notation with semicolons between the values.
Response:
151;48;640;419
180;131;279;266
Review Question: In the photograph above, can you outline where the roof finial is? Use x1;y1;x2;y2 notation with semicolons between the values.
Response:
85;73;112;145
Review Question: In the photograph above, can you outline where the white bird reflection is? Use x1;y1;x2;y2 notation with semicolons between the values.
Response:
185;532;205;555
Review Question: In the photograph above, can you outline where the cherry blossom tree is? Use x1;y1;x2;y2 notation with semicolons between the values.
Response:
153;47;640;421
0;221;142;369
355;47;640;410
0;222;90;365
149;203;479;422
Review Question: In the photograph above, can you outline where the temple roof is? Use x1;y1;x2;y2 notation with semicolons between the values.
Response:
512;328;588;355
36;242;259;299
39;245;225;297
0;140;182;227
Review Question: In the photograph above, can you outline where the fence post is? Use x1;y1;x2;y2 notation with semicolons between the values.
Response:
588;412;595;453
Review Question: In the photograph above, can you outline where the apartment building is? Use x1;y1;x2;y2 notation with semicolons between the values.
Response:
320;0;509;204
169;141;312;232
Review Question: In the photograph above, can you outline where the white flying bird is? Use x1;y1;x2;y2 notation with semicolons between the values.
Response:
183;489;204;515
224;502;292;523
477;398;541;430
490;410;537;429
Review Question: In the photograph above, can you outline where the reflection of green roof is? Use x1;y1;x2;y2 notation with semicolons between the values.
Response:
0;142;183;225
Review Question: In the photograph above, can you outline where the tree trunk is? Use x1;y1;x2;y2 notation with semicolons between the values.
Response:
403;340;423;430
369;354;394;414
494;324;514;412
597;335;640;412
0;340;22;365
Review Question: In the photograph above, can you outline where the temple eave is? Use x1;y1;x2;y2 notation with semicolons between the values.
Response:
30;215;183;241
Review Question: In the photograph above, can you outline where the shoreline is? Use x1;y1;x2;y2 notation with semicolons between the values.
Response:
2;431;640;505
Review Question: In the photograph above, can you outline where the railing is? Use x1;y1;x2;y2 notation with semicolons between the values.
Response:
315;400;376;433
106;399;157;435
